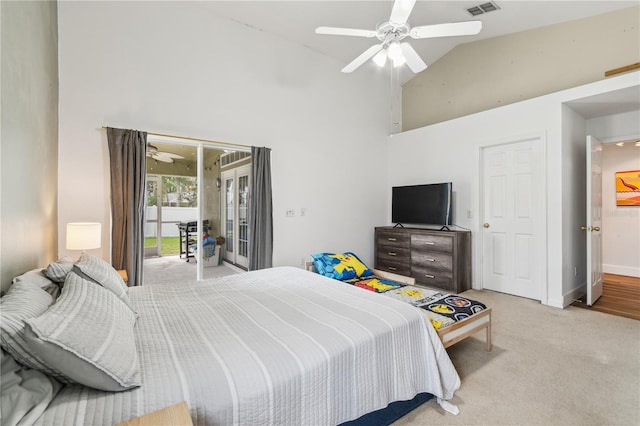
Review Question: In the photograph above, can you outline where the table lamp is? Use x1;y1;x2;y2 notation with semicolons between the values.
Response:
66;222;102;253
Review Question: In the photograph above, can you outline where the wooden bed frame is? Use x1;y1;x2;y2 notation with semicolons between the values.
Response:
305;262;492;351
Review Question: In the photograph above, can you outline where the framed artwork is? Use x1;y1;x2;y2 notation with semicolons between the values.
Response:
615;170;640;206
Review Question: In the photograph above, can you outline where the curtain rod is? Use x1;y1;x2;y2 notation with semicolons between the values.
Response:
100;126;251;150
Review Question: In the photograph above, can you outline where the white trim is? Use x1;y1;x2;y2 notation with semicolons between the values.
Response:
603;264;640;278
563;283;586;308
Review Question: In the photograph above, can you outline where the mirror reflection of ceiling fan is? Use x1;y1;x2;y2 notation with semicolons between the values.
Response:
315;0;482;73
146;144;185;163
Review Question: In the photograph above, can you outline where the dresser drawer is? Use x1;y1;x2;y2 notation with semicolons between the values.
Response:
411;233;453;253
412;265;454;291
411;251;453;272
377;245;411;263
376;230;410;247
376;260;411;276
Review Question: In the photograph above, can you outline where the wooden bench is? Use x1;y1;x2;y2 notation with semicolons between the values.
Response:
305;262;492;351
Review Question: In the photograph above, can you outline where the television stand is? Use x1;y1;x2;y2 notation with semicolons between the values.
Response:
393;223;405;228
440;225;450;231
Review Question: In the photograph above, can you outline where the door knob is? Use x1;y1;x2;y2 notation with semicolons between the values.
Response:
592;226;600;232
483;223;490;228
580;226;588;231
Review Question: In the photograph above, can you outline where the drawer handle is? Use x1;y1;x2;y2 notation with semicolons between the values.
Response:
388;237;397;241
388;266;397;271
388;252;397;256
426;258;435;262
424;242;435;245
425;274;435;279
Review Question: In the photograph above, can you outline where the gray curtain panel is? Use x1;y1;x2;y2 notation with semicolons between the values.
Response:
106;127;147;286
248;146;273;270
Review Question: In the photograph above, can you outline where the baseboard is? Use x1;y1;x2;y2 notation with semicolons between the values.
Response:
545;298;565;309
603;264;640;278
562;283;586;308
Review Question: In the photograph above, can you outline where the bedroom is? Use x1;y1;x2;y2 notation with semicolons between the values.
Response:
4;0;639;294
1;0;639;425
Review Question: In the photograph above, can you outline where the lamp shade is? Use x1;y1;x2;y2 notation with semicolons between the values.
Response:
66;222;102;250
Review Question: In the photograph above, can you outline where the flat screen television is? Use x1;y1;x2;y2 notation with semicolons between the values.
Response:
392;182;453;229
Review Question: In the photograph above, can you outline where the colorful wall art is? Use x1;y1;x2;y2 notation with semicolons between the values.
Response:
615;170;640;206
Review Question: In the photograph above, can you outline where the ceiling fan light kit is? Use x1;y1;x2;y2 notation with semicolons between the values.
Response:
315;0;482;74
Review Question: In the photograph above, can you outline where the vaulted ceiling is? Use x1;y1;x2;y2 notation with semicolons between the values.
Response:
200;1;639;83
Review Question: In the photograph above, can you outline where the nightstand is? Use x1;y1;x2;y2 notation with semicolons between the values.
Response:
116;401;193;426
117;269;128;286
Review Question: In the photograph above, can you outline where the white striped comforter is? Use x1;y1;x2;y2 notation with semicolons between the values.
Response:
34;267;460;425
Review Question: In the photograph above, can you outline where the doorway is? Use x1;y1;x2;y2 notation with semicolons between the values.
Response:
479;134;546;301
143;137;251;283
583;137;640;307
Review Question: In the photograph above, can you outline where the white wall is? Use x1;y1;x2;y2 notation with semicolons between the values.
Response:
57;1;390;268
388;71;640;308
0;0;58;292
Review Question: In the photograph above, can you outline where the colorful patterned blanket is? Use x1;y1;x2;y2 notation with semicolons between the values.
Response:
349;277;487;331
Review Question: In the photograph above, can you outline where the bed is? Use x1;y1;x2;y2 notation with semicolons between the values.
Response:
306;254;492;353
1;256;461;426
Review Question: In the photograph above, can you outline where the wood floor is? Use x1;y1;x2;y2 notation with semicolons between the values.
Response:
573;273;640;320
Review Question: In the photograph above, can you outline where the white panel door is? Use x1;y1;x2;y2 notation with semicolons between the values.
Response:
221;164;251;268
586;135;603;305
481;138;543;300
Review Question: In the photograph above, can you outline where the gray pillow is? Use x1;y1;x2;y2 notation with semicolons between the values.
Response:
0;281;67;382
1;348;62;426
24;271;141;392
73;252;135;314
12;268;60;299
43;257;74;283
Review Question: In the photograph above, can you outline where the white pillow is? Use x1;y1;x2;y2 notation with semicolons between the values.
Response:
73;252;135;314
43;257;74;283
24;272;141;392
12;268;60;299
0;281;67;382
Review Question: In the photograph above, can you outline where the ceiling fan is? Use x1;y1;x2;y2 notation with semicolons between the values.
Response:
146;144;184;164
315;0;482;73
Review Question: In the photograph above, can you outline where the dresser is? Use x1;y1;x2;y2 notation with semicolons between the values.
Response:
375;226;471;293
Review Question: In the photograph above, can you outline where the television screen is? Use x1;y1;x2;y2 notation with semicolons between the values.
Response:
392;182;452;226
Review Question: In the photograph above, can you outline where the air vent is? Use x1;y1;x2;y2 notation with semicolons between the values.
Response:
220;151;251;168
467;1;500;16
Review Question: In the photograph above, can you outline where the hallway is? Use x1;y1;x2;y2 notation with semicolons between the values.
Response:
573;273;640;320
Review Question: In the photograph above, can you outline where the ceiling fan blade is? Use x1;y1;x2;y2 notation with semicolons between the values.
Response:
410;21;482;39
315;26;376;38
341;44;384;73
390;0;416;25
152;155;174;163
155;152;184;160
400;43;427;73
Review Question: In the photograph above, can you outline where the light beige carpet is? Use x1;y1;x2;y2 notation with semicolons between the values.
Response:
394;289;640;426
